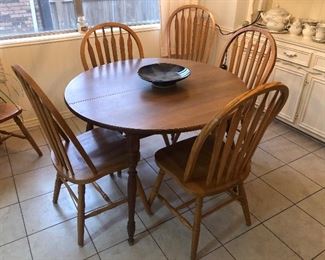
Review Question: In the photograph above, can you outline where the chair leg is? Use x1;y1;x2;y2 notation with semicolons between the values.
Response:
148;170;165;207
86;122;93;131
162;133;170;146
52;174;63;204
13;116;42;156
238;183;251;226
136;176;152;215
191;197;203;260
171;133;181;144
78;184;86;246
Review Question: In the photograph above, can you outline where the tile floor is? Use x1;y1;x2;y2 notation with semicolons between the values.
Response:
0;118;324;260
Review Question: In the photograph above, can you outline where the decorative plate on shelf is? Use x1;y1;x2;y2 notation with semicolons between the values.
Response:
138;63;191;88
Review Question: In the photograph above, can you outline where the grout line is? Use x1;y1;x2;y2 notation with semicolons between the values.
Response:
312;249;325;259
6;149;35;260
261;222;303;260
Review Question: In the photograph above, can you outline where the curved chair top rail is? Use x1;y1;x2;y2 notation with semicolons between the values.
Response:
165;4;216;63
80;22;144;71
219;26;277;90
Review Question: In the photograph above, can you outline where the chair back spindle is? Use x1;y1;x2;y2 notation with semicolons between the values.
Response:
166;5;216;63
80;22;144;71
184;82;288;187
220;26;277;89
12;65;97;178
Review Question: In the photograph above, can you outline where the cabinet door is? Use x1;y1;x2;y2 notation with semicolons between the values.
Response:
269;64;307;123
297;76;325;139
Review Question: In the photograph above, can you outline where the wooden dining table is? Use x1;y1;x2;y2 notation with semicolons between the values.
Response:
64;57;247;244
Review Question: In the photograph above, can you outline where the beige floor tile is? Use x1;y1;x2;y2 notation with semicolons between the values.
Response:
0;144;7;157
283;131;323;152
0;204;26;246
245;179;292;221
140;134;166;159
86;254;101;260
70;176;125;213
244;172;257;183
0;177;18;208
202;247;234;260
202;197;259;244
29;218;96;260
21;188;76;234
290;153;325;187
99;232;166;260
0;238;32;260
259;136;309;163
314;250;325;260
0;155;12;179
136;182;185;229
298;189;325;225
166;178;194;203
225;225;299;260
9;145;52;175
260;128;280;143
86;204;145;252
14;165;56;201
151;211;220;260
314;147;325;160
114;160;158;194
268;121;291;135
265;206;325;259
5;127;47;154
144;156;159;173
251;148;284;176
262;165;321;203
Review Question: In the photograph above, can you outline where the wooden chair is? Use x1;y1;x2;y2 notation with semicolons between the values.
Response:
80;22;144;131
148;82;288;260
0;102;42;156
80;22;144;71
12;65;151;246
165;5;216;63
219;26;277;90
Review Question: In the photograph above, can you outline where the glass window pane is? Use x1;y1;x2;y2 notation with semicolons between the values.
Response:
83;0;160;26
0;0;77;38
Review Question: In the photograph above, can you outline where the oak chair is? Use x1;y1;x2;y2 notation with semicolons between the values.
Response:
148;82;288;260
219;26;277;90
80;22;144;131
80;22;144;71
12;65;151;246
0;102;42;156
165;5;216;63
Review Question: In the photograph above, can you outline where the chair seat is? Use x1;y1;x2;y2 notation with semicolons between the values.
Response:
155;136;249;196
52;128;134;184
0;103;22;123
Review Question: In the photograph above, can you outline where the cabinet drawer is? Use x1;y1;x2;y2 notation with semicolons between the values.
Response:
311;53;325;73
277;44;312;67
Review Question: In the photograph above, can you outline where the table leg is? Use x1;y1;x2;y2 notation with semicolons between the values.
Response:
127;134;140;245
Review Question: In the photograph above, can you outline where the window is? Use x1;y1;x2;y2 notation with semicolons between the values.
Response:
0;0;160;39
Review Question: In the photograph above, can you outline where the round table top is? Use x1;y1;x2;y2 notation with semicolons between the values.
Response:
65;58;247;134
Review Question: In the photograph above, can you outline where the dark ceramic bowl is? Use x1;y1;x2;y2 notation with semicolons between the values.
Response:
138;63;191;88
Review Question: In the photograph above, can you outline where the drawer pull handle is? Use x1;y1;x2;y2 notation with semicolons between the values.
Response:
283;51;298;58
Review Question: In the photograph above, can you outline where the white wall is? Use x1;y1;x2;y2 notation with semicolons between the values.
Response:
0;28;160;130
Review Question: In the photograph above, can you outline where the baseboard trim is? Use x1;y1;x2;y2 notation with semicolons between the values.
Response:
0;110;74;131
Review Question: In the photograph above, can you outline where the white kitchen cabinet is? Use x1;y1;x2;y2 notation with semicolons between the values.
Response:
297;75;325;138
268;34;325;142
269;63;307;123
